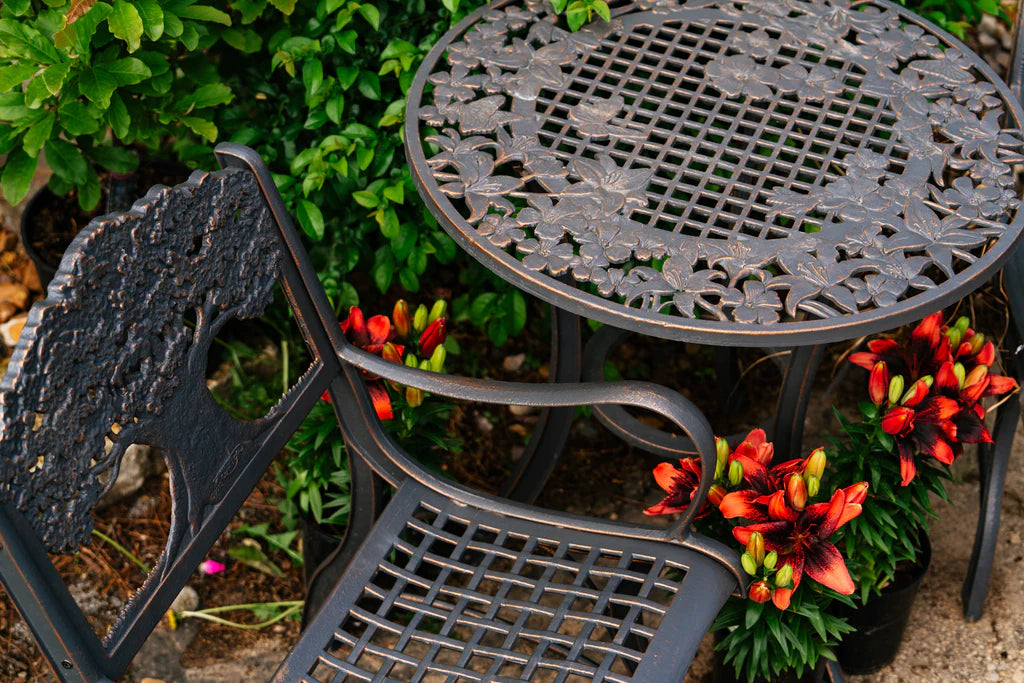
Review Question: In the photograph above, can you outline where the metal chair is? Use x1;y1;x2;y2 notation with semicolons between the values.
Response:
0;143;744;682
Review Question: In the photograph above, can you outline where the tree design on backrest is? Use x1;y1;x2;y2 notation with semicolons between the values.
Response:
0;168;282;564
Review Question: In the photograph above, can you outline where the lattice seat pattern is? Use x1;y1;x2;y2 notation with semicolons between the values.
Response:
292;484;706;682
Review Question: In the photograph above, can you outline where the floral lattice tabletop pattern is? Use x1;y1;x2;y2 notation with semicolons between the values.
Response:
406;0;1024;344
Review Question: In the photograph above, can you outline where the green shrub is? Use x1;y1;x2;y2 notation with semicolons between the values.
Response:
0;0;245;209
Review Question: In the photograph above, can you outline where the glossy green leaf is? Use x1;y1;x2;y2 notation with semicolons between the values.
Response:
22;111;54;157
59;100;102;136
357;4;380;29
352;190;378;208
91;145;139;173
189;83;234;109
181;116;217;141
45;138;88;185
268;0;297;14
175;4;231;25
0;148;37;205
135;0;164;40
0;64;38;92
325;94;344;124
109;0;144;52
107;91;131;140
221;27;262;52
105;57;152;85
297;199;325;239
41;62;71;97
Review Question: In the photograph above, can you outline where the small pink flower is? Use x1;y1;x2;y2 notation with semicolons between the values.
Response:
200;560;226;575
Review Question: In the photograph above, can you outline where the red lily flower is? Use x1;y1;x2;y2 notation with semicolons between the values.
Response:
850;311;950;379
644;458;708;517
880;377;959;485
419;317;447;356
733;486;864;609
718;440;816;522
323;307;406;420
929;360;1017;457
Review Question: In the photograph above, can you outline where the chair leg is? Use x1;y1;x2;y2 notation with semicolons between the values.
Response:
499;306;581;503
771;344;825;463
961;390;1020;621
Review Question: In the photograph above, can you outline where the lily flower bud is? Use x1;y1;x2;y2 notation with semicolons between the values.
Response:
900;378;930;406
763;551;778;571
428;299;447;323
405;385;423;408
405;354;419;368
868;361;888;405
429;345;447;373
412;304;428;333
954;315;971;333
881;406;914;435
749;580;772;603
804;448;826;480
786;474;807;512
774;563;794;588
419;318;447;356
728;460;744;487
716;437;730;468
708;484;726;507
805;474;820;498
964;364;988;388
746;531;765;566
968;332;986;355
887;375;905;405
381;342;404;364
392;300;411;338
953;362;966;388
741;552;758;576
945;327;962;351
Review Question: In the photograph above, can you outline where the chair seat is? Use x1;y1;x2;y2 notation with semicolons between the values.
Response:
275;481;736;683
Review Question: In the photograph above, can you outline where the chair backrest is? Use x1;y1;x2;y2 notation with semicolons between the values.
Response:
0;149;345;681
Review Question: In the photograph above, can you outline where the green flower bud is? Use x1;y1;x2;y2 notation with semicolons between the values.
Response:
714;457;724;481
887;375;905;405
429;345;447;373
741;552;758;576
728;460;744;487
774;563;794;588
805;474;820;498
413;304;429;333
969;332;986;355
945;327;962;351
953;362;966;388
955;315;971;333
716;437;730;468
428;299;447;323
920;375;934;388
405;354;419;368
419;359;431;371
763;551;778;571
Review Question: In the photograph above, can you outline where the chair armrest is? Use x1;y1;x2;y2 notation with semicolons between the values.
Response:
338;345;717;537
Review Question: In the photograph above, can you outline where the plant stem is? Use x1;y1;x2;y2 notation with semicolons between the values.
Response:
178;600;303;630
91;529;151;573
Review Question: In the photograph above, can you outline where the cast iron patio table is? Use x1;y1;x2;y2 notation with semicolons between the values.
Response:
404;0;1024;462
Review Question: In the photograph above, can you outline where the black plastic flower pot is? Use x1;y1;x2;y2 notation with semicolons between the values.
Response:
19;161;191;290
299;514;346;627
835;534;932;675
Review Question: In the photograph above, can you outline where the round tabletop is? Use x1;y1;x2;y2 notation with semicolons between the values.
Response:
405;0;1024;346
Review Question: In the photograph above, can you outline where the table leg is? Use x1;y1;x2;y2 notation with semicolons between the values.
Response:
961;363;1021;621
499;305;581;503
771;344;825;462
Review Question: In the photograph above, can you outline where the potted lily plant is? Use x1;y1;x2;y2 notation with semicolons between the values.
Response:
290;298;456;621
645;429;863;682
827;311;1017;673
